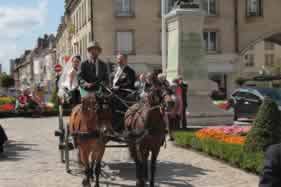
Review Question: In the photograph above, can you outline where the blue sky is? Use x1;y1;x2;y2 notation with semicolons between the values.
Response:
0;0;64;72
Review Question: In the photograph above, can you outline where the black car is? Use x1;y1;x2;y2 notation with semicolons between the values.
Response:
229;87;281;121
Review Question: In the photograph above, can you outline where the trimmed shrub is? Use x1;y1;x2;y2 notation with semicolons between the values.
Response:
245;98;281;152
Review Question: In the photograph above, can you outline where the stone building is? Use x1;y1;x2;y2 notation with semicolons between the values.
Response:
12;34;56;100
242;41;281;77
56;15;72;65
57;0;281;95
59;0;162;72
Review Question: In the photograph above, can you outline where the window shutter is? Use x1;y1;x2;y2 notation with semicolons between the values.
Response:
115;0;122;15
202;0;208;14
260;0;263;16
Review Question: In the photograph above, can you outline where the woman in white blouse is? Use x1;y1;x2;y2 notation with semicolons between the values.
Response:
58;55;81;105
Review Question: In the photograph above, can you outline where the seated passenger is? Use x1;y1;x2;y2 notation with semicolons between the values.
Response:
112;53;136;132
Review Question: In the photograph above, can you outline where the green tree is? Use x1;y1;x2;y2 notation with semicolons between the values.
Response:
245;98;281;152
0;74;15;89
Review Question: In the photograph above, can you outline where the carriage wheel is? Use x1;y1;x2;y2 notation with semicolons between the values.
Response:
64;124;71;173
58;104;65;163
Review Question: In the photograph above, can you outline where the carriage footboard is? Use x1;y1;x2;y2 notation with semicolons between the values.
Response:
71;131;101;140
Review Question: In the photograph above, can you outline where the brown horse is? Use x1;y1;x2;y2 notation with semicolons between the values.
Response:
69;94;112;187
125;87;175;187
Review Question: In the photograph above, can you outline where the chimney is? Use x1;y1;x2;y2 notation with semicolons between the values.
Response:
37;38;44;49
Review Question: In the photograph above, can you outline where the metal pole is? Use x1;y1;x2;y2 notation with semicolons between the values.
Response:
161;0;169;73
90;0;94;41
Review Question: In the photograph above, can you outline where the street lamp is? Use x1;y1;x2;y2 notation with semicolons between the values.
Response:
161;0;170;73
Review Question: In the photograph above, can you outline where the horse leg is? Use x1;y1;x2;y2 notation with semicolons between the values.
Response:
143;150;149;182
80;147;91;187
135;159;145;187
90;161;95;181
135;144;146;187
94;161;101;187
150;149;160;187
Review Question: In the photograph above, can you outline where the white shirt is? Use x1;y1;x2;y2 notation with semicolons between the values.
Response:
113;65;125;87
61;68;78;91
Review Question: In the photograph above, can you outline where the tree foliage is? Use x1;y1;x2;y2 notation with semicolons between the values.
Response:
245;98;281;152
0;74;15;88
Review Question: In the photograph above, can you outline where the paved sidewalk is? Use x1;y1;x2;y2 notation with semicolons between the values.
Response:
0;117;259;187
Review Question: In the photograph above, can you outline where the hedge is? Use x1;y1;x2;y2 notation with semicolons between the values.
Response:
174;131;264;174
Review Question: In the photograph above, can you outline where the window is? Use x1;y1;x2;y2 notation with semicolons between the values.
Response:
115;0;134;17
203;0;217;15
247;0;263;17
116;31;134;54
245;54;255;67
265;54;275;66
244;93;260;101
203;31;218;52
89;32;92;42
88;0;92;20
75;13;78;32
233;91;247;99
264;41;275;50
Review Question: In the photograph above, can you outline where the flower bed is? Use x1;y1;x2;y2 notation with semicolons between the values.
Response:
213;100;231;110
0;96;15;105
196;126;251;145
0;97;16;112
174;127;264;174
0;103;15;112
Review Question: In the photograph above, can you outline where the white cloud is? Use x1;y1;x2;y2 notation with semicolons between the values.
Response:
0;0;48;72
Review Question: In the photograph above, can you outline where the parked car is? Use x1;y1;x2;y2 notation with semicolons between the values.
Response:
229;87;281;121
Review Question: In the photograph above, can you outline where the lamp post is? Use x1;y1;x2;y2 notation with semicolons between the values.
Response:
161;0;169;73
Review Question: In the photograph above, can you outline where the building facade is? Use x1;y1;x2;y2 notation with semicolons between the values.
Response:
61;0;162;72
12;35;56;100
57;0;281;95
242;41;281;77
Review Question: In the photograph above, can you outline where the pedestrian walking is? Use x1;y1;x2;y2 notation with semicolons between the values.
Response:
0;125;8;154
259;143;281;187
178;77;188;128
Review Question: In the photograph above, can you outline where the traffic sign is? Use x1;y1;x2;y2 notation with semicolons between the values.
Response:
54;64;62;73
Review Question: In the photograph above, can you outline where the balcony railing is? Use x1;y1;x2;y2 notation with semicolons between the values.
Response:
115;10;134;17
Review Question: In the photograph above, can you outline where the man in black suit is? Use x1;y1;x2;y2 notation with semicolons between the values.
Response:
259;143;281;187
78;41;109;97
112;53;136;131
113;53;136;93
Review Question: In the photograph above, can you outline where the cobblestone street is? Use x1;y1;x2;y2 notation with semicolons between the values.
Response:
0;117;259;187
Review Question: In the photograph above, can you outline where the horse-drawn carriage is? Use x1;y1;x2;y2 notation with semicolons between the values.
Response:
54;83;175;187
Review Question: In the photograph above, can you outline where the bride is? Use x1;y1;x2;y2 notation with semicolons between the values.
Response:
58;55;81;105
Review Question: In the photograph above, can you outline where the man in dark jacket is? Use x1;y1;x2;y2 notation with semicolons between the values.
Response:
78;41;109;97
0;125;8;153
259;143;281;187
178;77;188;128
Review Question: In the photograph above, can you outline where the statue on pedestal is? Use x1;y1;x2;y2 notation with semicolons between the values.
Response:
173;0;200;9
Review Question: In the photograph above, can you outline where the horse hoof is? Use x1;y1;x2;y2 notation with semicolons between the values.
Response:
136;181;145;187
82;179;91;187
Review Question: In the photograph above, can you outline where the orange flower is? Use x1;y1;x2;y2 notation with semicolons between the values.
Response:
195;128;246;145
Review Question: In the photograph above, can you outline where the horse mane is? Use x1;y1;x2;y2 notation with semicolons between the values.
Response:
69;95;98;133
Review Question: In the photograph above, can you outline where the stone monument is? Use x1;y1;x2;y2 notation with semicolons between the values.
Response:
166;0;230;117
